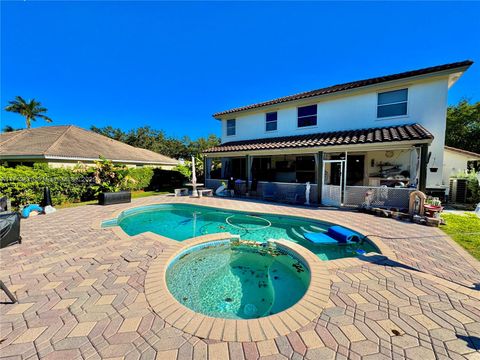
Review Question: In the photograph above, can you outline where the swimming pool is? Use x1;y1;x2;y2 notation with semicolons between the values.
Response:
103;203;378;260
166;240;310;319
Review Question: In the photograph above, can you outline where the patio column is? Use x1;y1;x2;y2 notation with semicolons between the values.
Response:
316;151;324;204
418;144;428;192
246;154;252;188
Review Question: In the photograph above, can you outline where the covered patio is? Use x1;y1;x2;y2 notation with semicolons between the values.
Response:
204;124;433;209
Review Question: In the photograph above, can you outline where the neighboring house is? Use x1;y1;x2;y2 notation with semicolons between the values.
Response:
443;146;480;185
0;125;179;169
204;60;473;207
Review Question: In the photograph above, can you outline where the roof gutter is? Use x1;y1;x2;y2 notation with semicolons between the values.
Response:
0;154;178;165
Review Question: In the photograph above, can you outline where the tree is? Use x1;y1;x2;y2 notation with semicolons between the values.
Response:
446;99;480;153
4;96;53;129
2;125;22;133
90;125;221;161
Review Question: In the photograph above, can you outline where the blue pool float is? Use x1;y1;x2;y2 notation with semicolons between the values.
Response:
304;226;360;245
327;226;360;243
304;232;339;245
21;204;43;218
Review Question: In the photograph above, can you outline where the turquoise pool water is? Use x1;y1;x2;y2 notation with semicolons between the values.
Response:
166;241;310;319
104;203;378;260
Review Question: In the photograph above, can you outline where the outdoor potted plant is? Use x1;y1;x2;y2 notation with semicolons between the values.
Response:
92;157;133;205
424;197;443;218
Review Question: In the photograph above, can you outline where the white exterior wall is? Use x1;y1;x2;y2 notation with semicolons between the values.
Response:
221;78;449;188
442;150;479;185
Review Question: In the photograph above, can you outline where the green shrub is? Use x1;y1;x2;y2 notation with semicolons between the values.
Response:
0;165;93;208
127;167;154;191
173;163;192;179
451;171;480;204
149;168;188;190
0;161;160;209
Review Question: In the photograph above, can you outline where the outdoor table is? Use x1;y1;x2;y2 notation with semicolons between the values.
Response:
185;183;204;197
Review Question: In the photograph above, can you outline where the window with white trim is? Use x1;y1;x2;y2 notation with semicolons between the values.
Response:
377;88;408;118
297;105;317;127
265;112;277;132
226;119;236;136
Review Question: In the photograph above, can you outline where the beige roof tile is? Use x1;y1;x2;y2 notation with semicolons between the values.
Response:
0;125;178;165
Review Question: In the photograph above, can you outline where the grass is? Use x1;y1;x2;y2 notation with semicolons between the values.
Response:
440;213;480;261
56;189;172;209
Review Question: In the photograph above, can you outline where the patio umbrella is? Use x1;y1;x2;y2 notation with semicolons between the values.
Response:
191;155;197;185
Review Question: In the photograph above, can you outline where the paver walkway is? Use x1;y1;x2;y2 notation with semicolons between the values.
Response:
1;195;479;359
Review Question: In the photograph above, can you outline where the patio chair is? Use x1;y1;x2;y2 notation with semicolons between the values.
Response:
285;192;299;204
262;183;275;201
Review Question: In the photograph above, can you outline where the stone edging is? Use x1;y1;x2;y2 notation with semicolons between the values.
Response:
144;233;331;341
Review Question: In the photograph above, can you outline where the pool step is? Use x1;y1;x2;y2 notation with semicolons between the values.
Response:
309;225;325;232
287;227;305;241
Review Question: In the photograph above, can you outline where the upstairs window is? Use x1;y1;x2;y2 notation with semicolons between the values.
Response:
297;105;317;127
226;119;236;136
377;88;408;118
265;111;277;132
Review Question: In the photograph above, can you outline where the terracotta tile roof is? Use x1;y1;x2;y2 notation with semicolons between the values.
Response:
0;125;179;165
204;124;433;153
444;146;480;158
213;60;473;118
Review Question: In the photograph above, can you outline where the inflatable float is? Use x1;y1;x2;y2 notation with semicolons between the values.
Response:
21;204;44;218
304;225;361;245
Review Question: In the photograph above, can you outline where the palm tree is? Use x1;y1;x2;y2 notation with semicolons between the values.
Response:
4;96;53;129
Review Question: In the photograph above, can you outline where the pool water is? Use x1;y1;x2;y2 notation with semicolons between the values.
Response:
166;241;310;319
105;203;378;260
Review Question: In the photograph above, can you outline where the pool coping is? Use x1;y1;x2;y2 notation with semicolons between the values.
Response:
144;233;331;341
94;200;397;266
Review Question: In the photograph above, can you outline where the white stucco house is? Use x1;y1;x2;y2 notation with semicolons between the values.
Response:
443;146;480;185
203;60;473;208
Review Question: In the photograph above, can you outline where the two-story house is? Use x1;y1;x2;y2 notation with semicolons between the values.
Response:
203;60;473;208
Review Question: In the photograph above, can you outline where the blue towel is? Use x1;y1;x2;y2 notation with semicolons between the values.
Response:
327;226;360;243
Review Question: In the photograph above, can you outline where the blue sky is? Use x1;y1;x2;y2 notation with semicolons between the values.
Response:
1;1;479;139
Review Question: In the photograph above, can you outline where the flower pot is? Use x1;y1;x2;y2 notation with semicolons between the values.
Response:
98;191;131;205
429;167;438;173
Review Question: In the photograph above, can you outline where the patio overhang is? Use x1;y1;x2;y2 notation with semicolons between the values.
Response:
203;124;434;157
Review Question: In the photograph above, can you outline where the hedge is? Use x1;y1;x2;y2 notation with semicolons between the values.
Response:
0;164;93;208
0;164;180;208
127;167;154;191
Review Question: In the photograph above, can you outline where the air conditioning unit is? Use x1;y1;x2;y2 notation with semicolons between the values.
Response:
449;178;468;203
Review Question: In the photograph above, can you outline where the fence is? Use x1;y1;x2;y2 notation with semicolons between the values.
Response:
344;186;414;209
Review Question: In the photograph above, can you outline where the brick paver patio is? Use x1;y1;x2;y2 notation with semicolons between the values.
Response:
1;195;479;359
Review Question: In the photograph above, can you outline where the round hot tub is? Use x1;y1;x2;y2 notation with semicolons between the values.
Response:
166;239;311;319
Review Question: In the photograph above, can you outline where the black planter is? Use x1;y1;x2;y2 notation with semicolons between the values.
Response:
98;191;132;205
429;167;438;173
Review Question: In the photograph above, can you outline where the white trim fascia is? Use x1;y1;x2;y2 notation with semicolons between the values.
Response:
0;154;178;165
